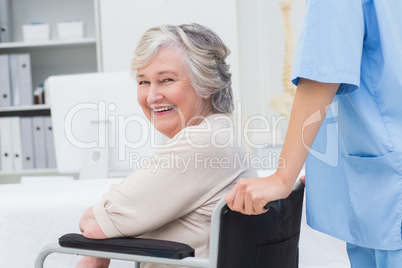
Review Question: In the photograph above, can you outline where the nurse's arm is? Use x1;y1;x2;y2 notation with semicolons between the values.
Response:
226;78;339;214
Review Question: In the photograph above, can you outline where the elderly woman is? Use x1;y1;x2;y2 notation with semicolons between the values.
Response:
77;23;256;268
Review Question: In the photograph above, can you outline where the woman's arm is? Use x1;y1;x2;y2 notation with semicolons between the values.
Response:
76;257;110;268
225;78;339;214
79;207;108;239
77;207;110;267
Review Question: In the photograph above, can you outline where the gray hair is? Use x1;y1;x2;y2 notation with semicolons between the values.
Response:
131;23;234;114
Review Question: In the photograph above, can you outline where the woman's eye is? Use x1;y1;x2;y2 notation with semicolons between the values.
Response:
162;78;174;83
138;81;150;85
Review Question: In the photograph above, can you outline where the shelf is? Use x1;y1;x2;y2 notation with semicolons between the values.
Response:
0;168;75;184
0;168;126;179
0;168;58;176
0;38;96;49
0;104;50;111
0;105;51;117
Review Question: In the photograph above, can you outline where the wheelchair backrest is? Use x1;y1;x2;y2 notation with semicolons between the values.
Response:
217;183;305;268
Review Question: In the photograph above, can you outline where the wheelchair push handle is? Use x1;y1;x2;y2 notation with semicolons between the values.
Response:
263;179;305;212
264;200;282;212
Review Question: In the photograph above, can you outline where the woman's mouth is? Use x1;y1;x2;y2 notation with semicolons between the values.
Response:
152;105;176;114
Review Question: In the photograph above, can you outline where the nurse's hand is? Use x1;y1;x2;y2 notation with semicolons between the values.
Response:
225;172;293;215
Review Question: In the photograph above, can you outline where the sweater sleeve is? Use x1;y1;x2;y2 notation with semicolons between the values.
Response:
93;115;254;238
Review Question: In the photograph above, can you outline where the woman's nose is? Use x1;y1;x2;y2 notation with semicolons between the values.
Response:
147;84;164;104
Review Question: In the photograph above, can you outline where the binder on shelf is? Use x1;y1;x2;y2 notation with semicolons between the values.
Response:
9;54;34;106
44;116;57;168
10;117;23;171
0;117;13;171
20;117;35;169
0;54;12;107
32;116;47;169
0;0;12;43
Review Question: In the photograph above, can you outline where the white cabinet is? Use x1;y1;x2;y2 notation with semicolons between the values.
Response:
0;0;101;88
0;105;56;183
0;0;101;182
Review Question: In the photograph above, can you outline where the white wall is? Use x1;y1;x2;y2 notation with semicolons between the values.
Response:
237;0;305;150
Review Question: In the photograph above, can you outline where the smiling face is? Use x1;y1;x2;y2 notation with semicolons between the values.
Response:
136;47;213;138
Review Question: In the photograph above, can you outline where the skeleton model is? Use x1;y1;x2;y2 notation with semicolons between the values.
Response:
270;0;296;120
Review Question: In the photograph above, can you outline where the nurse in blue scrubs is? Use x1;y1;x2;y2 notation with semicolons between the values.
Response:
226;0;402;267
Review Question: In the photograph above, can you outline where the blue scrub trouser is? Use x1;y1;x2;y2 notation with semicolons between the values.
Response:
347;243;402;268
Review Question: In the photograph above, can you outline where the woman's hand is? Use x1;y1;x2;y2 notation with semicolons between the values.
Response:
76;257;110;268
225;172;293;215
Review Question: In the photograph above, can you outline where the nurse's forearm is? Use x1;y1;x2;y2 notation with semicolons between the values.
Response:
225;79;339;214
277;78;339;190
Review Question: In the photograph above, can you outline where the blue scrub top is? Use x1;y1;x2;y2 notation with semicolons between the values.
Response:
292;0;402;250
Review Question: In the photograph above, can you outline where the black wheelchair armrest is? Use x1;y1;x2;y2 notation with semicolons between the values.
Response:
59;233;195;259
